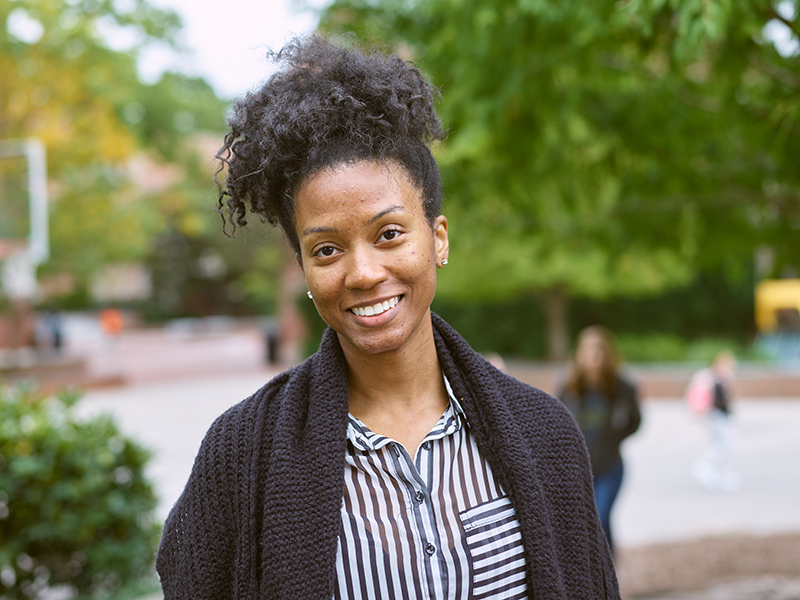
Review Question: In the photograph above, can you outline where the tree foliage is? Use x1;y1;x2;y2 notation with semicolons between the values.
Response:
319;0;799;355
1;0;236;303
1;0;180;168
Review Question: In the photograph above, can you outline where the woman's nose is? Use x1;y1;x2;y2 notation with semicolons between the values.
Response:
345;246;387;289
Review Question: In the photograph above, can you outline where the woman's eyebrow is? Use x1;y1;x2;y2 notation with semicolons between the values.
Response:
302;225;339;237
302;205;405;237
368;205;405;225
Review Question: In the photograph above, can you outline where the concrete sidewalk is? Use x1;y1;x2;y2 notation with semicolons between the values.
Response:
616;396;800;547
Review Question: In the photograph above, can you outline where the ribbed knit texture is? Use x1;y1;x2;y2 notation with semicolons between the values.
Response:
156;314;620;599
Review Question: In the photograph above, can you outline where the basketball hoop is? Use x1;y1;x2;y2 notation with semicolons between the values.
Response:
0;137;49;265
0;138;48;303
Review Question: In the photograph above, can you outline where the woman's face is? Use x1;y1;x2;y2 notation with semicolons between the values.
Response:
294;160;448;359
576;332;608;379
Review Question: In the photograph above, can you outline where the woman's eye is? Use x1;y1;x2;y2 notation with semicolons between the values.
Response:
315;245;338;257
379;229;401;242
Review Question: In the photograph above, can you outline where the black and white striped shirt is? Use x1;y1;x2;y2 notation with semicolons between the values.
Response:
334;379;529;599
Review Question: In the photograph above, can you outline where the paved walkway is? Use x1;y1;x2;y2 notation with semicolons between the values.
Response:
647;576;800;599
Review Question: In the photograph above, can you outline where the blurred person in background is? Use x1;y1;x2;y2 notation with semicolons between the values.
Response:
559;325;642;555
98;307;124;341
155;35;619;599
686;350;740;492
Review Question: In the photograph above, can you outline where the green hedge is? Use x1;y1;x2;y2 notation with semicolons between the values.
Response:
0;383;159;600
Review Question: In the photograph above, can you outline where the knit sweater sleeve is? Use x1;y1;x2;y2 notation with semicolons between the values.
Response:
156;399;258;599
537;388;620;598
504;380;620;599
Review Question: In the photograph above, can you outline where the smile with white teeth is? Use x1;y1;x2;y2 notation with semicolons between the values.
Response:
351;296;400;317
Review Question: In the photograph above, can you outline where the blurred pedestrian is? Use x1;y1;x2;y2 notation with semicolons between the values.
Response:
686;350;740;492
263;317;280;365
36;311;63;353
98;308;123;340
156;35;619;599
559;325;642;555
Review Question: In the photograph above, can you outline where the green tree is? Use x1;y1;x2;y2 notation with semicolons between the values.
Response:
1;0;234;306
0;0;180;167
619;0;800;273
319;0;799;357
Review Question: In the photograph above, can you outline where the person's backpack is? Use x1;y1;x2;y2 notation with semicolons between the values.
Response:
686;368;715;414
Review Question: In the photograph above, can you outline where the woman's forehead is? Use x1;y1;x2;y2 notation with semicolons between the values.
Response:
295;160;423;214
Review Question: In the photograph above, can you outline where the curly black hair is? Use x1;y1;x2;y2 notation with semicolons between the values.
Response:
216;34;447;255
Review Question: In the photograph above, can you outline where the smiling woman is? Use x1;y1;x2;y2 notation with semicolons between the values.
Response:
295;160;448;362
155;34;621;600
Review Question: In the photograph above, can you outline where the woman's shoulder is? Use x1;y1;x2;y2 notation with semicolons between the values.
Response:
200;360;315;450
481;373;592;473
614;373;639;399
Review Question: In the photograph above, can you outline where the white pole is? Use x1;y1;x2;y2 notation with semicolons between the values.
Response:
25;137;49;264
0;137;49;265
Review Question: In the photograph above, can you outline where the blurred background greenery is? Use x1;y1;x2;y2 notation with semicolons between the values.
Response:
306;0;800;361
2;0;799;363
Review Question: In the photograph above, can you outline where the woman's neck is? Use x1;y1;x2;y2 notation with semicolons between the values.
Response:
343;329;449;457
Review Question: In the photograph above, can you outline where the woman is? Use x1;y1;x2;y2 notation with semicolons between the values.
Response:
156;35;619;599
559;326;641;554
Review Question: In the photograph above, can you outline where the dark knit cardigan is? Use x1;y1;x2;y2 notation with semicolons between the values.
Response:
156;314;620;599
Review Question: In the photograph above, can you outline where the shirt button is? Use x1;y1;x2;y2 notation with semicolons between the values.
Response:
425;543;436;556
422;441;431;450
415;490;425;503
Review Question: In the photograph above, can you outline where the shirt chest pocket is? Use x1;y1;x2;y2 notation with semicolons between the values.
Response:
459;496;529;600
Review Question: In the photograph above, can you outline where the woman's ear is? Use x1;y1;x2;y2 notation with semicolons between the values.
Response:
433;215;449;267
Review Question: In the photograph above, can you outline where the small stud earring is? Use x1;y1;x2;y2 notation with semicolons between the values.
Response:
441;258;449;266
307;291;313;299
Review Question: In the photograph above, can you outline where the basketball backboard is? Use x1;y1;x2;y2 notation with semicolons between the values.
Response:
0;137;49;264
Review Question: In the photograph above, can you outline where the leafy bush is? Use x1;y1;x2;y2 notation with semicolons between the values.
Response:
616;333;688;362
682;338;740;364
615;333;770;363
0;382;159;600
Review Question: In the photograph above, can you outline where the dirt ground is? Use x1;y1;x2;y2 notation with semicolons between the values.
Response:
616;532;800;599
